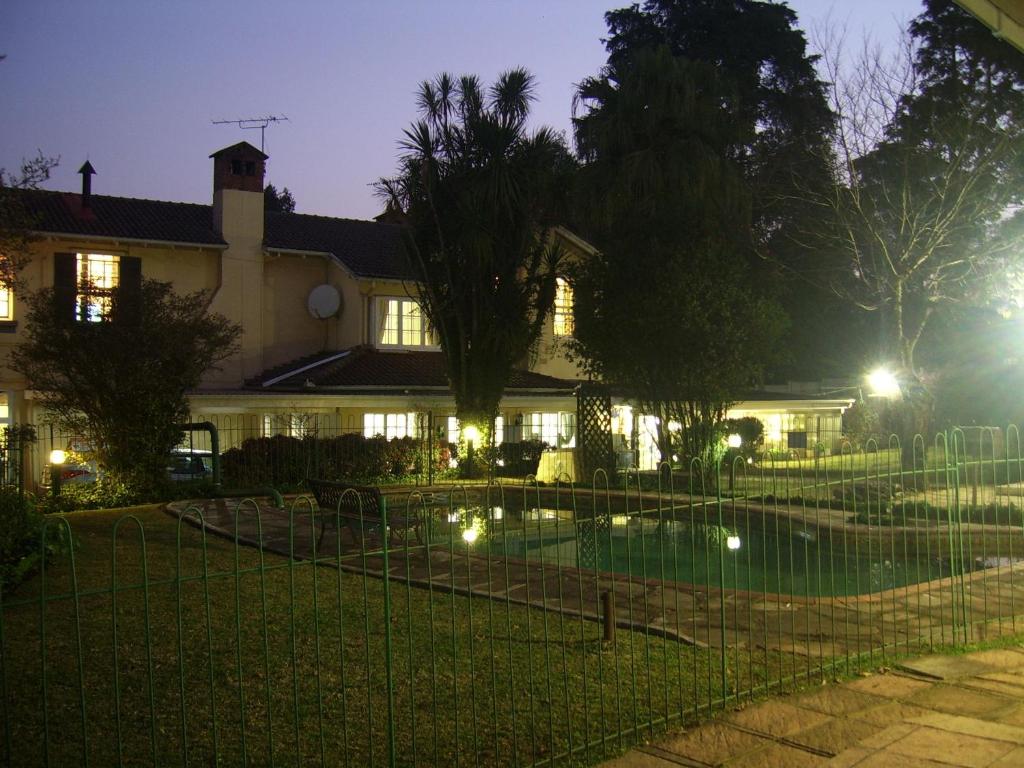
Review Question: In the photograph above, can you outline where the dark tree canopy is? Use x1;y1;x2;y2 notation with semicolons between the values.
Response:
603;0;834;241
376;69;574;444
571;48;785;468
11;280;240;492
264;183;296;213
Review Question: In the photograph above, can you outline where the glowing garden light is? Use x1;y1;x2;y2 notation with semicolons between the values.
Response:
726;433;742;448
726;535;741;551
866;367;900;399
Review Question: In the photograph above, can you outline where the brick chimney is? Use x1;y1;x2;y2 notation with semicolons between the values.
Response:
206;141;268;388
210;141;266;241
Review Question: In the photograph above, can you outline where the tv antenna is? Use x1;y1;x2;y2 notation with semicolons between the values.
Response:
211;114;289;153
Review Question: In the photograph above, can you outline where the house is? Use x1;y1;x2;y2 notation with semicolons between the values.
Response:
6;142;584;485
6;141;852;486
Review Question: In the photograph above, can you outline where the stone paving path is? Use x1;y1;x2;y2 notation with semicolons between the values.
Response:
602;646;1024;767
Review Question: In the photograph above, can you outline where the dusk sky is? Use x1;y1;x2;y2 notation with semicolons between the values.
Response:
2;0;923;221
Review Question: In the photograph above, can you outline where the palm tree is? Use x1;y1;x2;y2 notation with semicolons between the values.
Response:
377;70;573;471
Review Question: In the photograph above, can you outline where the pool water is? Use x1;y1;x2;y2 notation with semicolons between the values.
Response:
450;513;1012;597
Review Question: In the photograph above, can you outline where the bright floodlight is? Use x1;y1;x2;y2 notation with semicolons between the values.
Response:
49;449;66;465
727;433;742;448
463;425;480;444
867;367;900;398
462;526;479;544
726;535;741;551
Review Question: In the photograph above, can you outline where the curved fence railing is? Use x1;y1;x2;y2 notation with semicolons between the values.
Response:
2;429;1023;766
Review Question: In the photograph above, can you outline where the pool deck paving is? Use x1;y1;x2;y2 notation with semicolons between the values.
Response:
600;646;1024;767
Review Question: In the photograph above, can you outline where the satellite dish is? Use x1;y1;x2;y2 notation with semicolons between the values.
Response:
307;284;341;319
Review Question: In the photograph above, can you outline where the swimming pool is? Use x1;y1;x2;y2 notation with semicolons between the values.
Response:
433;509;1006;597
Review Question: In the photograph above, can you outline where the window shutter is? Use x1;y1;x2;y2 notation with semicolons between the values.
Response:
115;256;142;326
53;253;76;322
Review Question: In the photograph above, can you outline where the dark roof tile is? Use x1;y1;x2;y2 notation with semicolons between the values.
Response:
249;347;577;392
264;211;412;279
15;189;225;246
15;188;412;279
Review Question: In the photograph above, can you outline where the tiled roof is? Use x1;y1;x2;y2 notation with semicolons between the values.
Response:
15;188;413;279
264;211;412;280
16;189;226;246
249;347;578;392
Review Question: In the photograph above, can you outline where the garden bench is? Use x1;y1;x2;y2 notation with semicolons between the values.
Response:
306;479;424;549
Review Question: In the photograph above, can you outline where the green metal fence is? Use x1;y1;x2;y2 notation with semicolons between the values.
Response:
3;428;1024;766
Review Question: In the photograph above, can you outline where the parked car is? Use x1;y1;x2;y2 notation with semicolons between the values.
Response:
45;438;99;486
168;449;214;482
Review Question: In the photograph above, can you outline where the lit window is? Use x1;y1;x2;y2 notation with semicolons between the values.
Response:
494;416;504;446
0;287;12;321
263;414;316;437
553;278;574;337
377;297;436;347
524;411;576;448
364;413;385;438
76;253;119;322
364;412;418;439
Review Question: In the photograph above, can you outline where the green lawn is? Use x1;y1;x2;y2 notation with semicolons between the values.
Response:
0;507;785;767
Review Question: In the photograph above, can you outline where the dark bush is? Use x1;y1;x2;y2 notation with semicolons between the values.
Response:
0;489;69;588
220;434;449;489
483;440;549;477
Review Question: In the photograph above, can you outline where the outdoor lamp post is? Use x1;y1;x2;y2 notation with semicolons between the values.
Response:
49;448;66;499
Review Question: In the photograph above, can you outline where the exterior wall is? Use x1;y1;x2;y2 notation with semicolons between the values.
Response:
4;238;223;426
260;254;367;369
207;187;266;385
530;232;588;381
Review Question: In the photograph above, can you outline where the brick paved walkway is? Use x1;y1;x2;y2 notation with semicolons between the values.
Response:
602;646;1024;767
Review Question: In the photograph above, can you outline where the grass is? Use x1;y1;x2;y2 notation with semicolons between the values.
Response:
0;506;779;768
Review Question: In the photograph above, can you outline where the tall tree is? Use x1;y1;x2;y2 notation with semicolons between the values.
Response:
376;70;573;451
603;0;834;244
801;1;1024;442
571;48;785;470
11;280;240;493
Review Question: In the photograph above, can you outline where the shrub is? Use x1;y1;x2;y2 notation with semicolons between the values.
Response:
844;400;881;449
0;489;69;588
483;440;549;477
220;433;449;489
36;478;154;514
721;417;764;460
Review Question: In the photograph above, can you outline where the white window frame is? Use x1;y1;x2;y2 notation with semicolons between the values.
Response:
375;297;437;348
263;414;317;438
363;412;418;439
0;286;13;322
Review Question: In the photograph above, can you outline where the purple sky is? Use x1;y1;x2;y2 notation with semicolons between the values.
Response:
2;0;921;221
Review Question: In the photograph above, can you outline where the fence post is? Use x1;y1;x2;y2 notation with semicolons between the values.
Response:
602;590;616;642
427;411;435;487
380;495;397;767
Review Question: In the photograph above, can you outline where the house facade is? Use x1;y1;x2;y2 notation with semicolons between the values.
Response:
7;141;852;487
